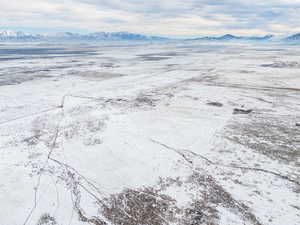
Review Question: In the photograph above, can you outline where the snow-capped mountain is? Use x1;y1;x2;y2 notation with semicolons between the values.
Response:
0;30;22;36
0;30;42;41
0;30;168;41
188;34;274;41
283;33;300;41
52;32;167;41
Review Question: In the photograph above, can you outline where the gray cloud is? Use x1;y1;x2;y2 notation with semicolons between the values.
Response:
0;0;299;37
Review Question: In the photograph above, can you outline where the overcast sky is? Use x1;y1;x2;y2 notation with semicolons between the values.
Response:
1;0;300;37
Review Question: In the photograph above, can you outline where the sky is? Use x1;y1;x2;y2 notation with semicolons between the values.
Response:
0;0;300;37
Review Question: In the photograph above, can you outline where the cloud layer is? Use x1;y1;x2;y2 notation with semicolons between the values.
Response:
1;0;300;37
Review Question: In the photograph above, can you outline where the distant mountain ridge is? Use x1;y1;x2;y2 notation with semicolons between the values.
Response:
187;34;274;41
49;31;168;41
1;30;300;42
283;33;300;41
0;30;168;41
0;30;42;41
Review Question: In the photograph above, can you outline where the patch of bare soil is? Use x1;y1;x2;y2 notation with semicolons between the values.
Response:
23;113;61;147
100;187;179;225
36;213;57;225
96;172;261;225
261;61;300;68
68;71;125;80
225;114;300;166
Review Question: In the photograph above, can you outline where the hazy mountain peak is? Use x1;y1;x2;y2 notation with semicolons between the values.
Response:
0;30;25;37
284;33;300;41
220;34;237;39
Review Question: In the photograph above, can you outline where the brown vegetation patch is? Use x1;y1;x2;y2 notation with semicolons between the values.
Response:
36;213;57;225
225;114;300;166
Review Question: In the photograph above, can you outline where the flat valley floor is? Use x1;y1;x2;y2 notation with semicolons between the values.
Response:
0;42;299;225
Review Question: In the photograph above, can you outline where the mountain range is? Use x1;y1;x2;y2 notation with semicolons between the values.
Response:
0;30;167;41
0;30;42;41
187;34;275;41
283;33;300;41
0;30;299;42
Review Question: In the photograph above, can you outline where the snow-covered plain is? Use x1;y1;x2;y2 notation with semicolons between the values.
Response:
0;41;299;225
